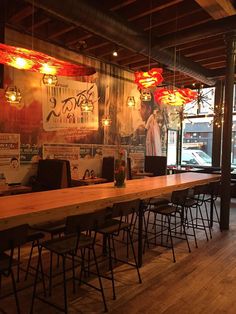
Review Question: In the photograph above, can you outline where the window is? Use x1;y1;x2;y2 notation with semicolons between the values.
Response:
181;87;215;166
167;129;178;166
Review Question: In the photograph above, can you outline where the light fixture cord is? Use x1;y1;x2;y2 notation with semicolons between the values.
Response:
31;0;35;50
148;0;152;71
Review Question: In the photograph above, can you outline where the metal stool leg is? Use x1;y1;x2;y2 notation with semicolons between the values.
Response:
128;229;142;283
92;246;108;312
167;215;176;263
108;235;116;300
11;270;20;314
62;256;68;314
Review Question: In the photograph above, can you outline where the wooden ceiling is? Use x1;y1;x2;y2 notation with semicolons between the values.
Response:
3;0;236;87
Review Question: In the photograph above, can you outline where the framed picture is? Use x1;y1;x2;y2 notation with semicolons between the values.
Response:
167;129;179;166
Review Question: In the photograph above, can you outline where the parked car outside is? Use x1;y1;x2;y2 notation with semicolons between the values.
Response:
181;149;212;166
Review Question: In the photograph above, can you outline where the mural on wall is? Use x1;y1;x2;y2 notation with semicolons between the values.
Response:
42;79;99;131
0;29;179;182
43;143;80;179
0;133;20;167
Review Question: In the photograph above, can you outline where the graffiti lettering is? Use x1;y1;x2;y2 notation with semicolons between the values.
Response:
46;85;97;123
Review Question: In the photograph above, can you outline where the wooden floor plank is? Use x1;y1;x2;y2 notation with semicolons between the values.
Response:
2;198;236;313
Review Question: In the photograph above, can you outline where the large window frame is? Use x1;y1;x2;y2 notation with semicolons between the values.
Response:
181;87;215;167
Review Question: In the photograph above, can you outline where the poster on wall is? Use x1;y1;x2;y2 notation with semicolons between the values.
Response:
43;143;80;179
0;133;20;168
79;145;93;159
42;78;99;131
129;152;145;174
20;144;42;163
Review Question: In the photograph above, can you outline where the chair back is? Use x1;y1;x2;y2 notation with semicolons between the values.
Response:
193;184;209;195
127;157;132;180
0;224;28;253
101;157;114;182
145;156;167;176
208;181;220;197
171;188;189;206
112;199;141;219
65;210;106;235
35;159;71;191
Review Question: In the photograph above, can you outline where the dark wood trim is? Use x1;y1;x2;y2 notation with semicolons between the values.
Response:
0;0;5;89
212;80;224;167
220;32;236;230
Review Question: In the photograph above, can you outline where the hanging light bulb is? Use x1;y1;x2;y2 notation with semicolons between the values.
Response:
40;63;57;75
127;96;135;108
80;99;94;112
102;115;112;127
9;57;34;70
42;74;58;86
5;86;22;104
112;50;118;57
141;89;152;101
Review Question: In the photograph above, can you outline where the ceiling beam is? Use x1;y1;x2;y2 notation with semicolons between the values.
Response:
85;41;109;52
128;0;183;22
66;34;92;46
27;16;50;31
9;5;34;23
48;25;75;39
25;0;216;85
155;15;236;49
195;0;236;19
120;56;147;66
144;8;202;31
110;0;137;11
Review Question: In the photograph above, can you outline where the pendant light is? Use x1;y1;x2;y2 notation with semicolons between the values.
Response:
102;115;112;127
127;96;135;108
5;86;22;104
42;74;58;86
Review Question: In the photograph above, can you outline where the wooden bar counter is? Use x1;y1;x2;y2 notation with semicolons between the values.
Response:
0;173;220;231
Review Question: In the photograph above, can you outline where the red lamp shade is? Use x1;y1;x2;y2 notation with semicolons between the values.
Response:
0;43;96;76
134;68;163;89
154;87;197;106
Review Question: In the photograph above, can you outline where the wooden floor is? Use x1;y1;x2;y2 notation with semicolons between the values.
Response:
2;199;236;313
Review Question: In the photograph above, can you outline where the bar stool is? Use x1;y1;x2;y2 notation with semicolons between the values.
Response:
28;220;66;284
0;224;32;314
142;197;170;252
97;199;142;300
205;181;221;228
145;189;191;262
30;211;107;314
186;184;212;242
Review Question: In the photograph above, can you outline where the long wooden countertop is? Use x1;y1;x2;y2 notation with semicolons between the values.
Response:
0;173;220;230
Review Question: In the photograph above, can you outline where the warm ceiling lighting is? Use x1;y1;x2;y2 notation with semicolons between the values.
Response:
127;96;135;108
9;57;34;70
81;99;94;112
102;116;112;127
42;74;58;86
112;50;118;57
134;68;163;89
154;88;197;106
40;63;57;75
5;86;22;104
141;89;152;102
0;43;96;76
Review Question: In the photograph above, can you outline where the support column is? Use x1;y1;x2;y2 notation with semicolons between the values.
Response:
220;32;236;230
0;0;5;88
212;80;224;167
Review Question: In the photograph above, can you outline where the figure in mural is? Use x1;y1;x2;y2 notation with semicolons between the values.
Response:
139;94;162;156
10;157;19;169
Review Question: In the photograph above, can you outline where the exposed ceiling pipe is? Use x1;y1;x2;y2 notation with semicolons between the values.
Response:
25;0;216;86
156;15;236;49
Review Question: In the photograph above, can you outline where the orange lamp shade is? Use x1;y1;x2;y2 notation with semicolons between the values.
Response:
0;43;96;76
134;68;163;89
154;87;197;106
